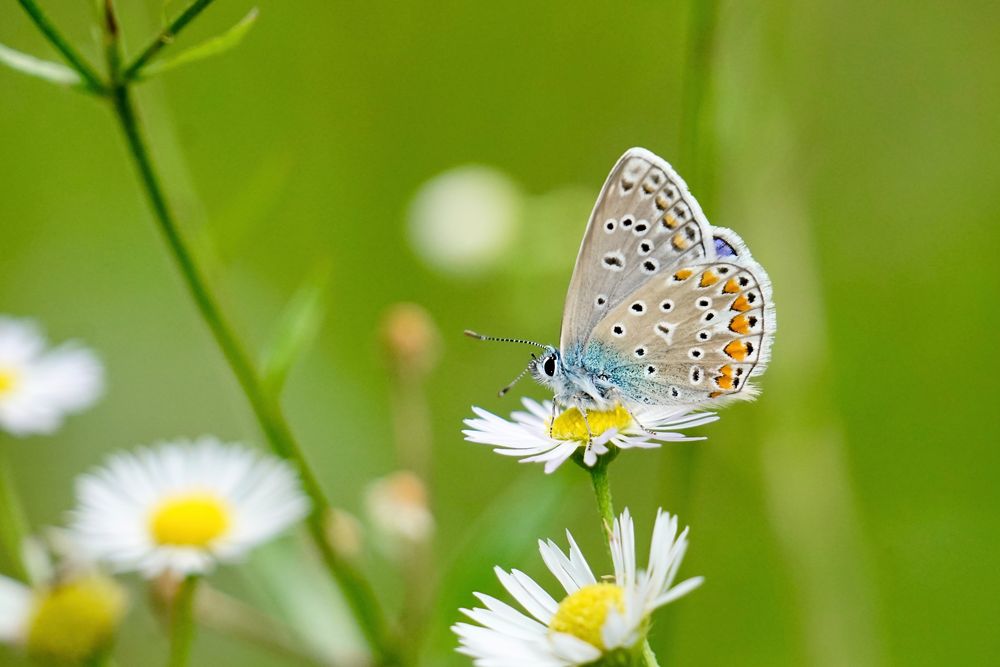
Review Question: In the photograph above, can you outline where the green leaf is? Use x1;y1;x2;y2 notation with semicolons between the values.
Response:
260;264;331;395
0;42;82;88
136;8;259;80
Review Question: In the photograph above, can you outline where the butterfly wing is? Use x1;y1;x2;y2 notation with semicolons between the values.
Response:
590;226;775;406
559;148;715;354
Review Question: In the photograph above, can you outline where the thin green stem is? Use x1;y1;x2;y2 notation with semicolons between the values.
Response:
587;458;660;667
167;576;199;667
99;5;397;661
16;0;106;93
588;458;615;556
123;0;218;81
0;442;31;582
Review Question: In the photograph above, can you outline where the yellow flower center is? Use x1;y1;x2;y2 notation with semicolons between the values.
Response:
549;405;633;442
548;582;624;649
150;493;231;547
0;367;20;396
26;576;127;662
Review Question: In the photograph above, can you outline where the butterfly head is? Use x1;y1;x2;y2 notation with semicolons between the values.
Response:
527;346;562;390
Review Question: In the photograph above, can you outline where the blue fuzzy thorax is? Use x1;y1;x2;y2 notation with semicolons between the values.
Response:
537;341;635;410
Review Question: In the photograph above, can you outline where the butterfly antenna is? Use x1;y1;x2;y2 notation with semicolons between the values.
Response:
463;330;547;349
498;363;533;397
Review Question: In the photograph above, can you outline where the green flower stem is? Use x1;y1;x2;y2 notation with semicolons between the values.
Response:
588;457;616;557
122;0;218;82
0;441;30;582
167;576;199;667
99;5;398;663
587;457;660;667
15;0;106;93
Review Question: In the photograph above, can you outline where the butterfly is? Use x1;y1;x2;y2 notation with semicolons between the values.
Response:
469;147;775;417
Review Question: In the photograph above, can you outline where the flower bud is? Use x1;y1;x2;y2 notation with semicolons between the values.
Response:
25;575;127;662
365;471;434;552
379;303;441;380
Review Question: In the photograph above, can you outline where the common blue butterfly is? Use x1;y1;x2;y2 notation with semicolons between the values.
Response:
469;147;775;416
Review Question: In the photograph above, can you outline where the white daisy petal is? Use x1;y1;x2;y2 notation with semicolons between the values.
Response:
0;316;104;437
455;507;702;664
69;438;309;579
0;575;32;643
464;398;716;473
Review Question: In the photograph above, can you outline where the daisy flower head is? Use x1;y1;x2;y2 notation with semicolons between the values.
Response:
464;397;718;473
453;507;703;666
69;437;310;578
0;573;126;662
0;316;104;437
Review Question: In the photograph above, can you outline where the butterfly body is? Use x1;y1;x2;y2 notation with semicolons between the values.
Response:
503;147;775;415
528;342;631;411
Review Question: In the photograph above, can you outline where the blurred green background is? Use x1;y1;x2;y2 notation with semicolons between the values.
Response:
2;0;998;665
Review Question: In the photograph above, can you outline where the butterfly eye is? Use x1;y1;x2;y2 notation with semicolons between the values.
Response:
543;356;557;377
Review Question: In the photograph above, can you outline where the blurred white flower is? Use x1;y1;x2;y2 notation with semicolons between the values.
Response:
453;508;703;665
69;437;309;578
408;166;522;275
464;397;718;473
0;316;103;437
366;470;434;548
0;573;126;662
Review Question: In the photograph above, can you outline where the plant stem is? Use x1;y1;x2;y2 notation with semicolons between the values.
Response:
99;5;397;661
0;441;30;582
587;458;660;667
168;576;199;667
588;457;615;558
123;0;219;81
15;0;106;93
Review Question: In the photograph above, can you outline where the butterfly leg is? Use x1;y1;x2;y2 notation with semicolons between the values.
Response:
571;394;595;446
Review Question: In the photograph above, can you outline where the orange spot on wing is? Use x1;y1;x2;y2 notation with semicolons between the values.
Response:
699;271;719;287
708;391;723;398
714;365;736;389
731;295;751;312
671;232;689;250
723;278;741;294
656;194;670;211
729;314;751;335
673;269;693;281
662;214;678;229
724;340;747;361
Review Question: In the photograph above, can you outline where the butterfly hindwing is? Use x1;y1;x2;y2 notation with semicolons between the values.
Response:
559;148;715;354
589;226;775;406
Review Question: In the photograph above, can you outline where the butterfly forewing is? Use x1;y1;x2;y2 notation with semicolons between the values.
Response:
559;148;715;353
592;234;775;405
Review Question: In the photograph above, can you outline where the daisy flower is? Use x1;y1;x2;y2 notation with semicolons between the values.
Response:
464;398;718;473
453;508;703;666
0;573;126;662
69;437;310;578
0;316;104;437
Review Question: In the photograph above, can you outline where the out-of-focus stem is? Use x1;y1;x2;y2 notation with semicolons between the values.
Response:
194;585;330;666
99;3;399;662
122;0;218;81
167;576;199;667
16;0;106;93
0;443;30;582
